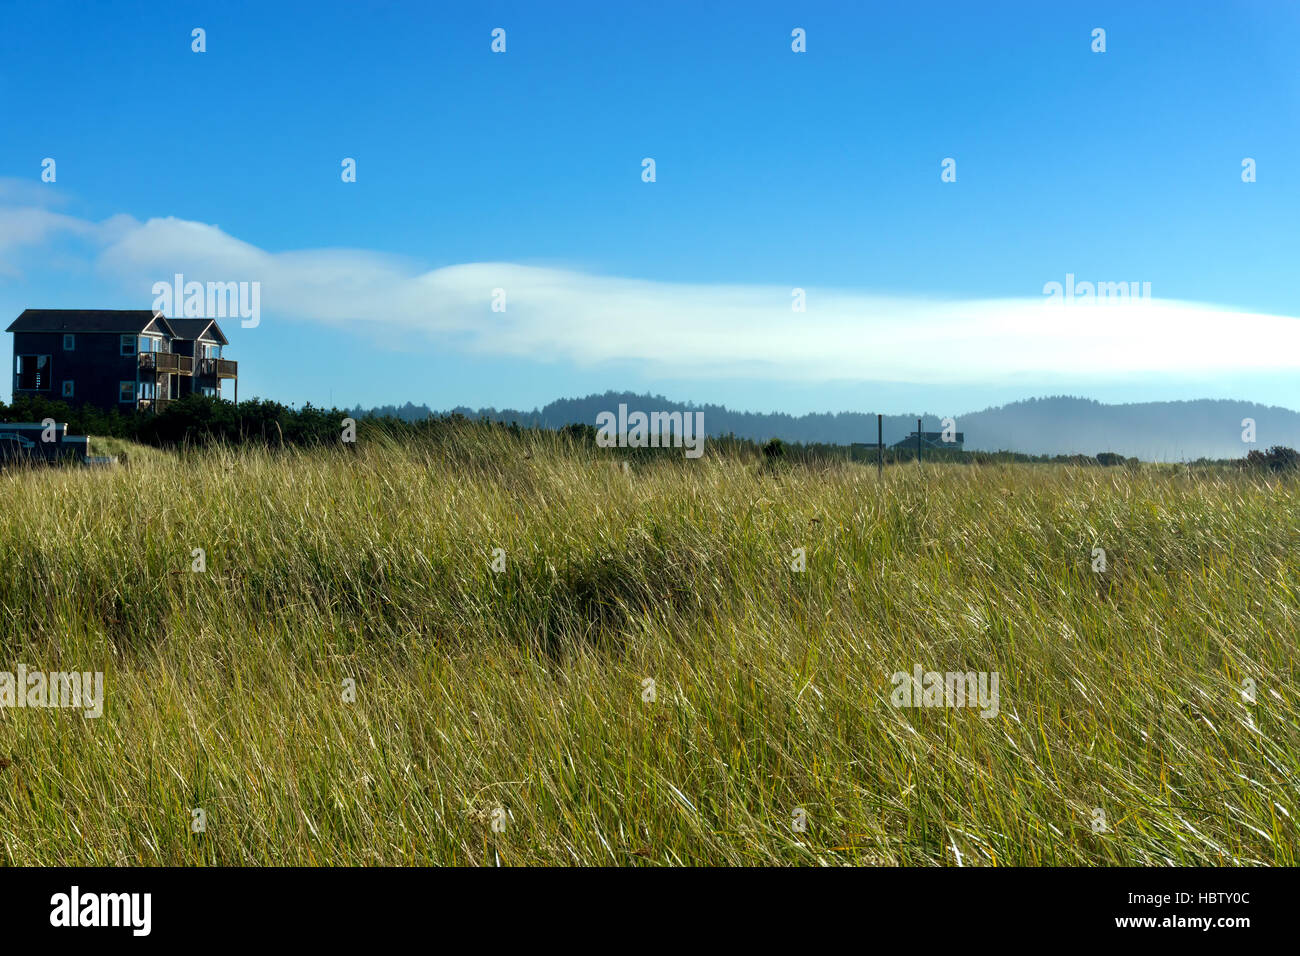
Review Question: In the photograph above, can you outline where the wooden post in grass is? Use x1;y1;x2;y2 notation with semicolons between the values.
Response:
917;417;922;464
877;414;883;478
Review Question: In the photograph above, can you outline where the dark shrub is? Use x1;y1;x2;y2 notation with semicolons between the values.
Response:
1244;446;1299;471
133;396;347;448
561;422;597;444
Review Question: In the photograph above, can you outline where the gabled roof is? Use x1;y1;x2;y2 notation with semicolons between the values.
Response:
166;317;229;345
7;309;178;336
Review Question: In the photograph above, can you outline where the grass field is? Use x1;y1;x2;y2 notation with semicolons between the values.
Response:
0;424;1297;865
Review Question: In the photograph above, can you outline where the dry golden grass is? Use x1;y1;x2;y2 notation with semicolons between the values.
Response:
0;424;1296;865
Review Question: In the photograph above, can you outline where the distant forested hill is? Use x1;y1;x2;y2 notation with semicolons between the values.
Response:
351;393;1300;461
957;397;1300;460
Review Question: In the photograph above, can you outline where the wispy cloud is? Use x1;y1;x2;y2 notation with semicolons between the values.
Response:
4;197;1300;384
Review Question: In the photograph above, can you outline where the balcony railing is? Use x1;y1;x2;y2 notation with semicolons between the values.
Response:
196;357;238;379
139;352;193;375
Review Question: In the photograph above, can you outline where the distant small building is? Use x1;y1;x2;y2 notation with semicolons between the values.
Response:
892;431;965;452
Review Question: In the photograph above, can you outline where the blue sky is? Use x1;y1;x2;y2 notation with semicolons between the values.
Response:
2;0;1298;415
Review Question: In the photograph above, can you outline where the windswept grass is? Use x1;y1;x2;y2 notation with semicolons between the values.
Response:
0;424;1296;865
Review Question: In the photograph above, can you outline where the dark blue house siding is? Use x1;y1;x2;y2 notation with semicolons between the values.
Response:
13;331;139;410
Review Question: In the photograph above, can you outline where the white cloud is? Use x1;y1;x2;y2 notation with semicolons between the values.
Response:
5;201;1300;384
0;207;95;271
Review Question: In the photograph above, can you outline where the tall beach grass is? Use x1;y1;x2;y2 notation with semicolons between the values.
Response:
0;423;1296;865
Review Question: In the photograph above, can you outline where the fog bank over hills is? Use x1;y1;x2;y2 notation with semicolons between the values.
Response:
353;393;1300;461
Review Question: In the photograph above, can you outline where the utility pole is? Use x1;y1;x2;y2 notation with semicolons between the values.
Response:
917;417;922;464
877;414;883;478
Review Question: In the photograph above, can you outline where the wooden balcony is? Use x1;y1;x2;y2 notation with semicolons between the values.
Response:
139;352;193;375
195;357;238;379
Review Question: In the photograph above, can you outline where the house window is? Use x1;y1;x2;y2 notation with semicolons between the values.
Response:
120;335;136;356
139;381;155;400
63;334;75;351
62;380;74;398
119;381;135;403
15;355;52;390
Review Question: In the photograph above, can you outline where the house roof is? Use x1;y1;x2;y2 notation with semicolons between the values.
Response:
6;309;178;336
891;431;965;448
166;317;228;345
